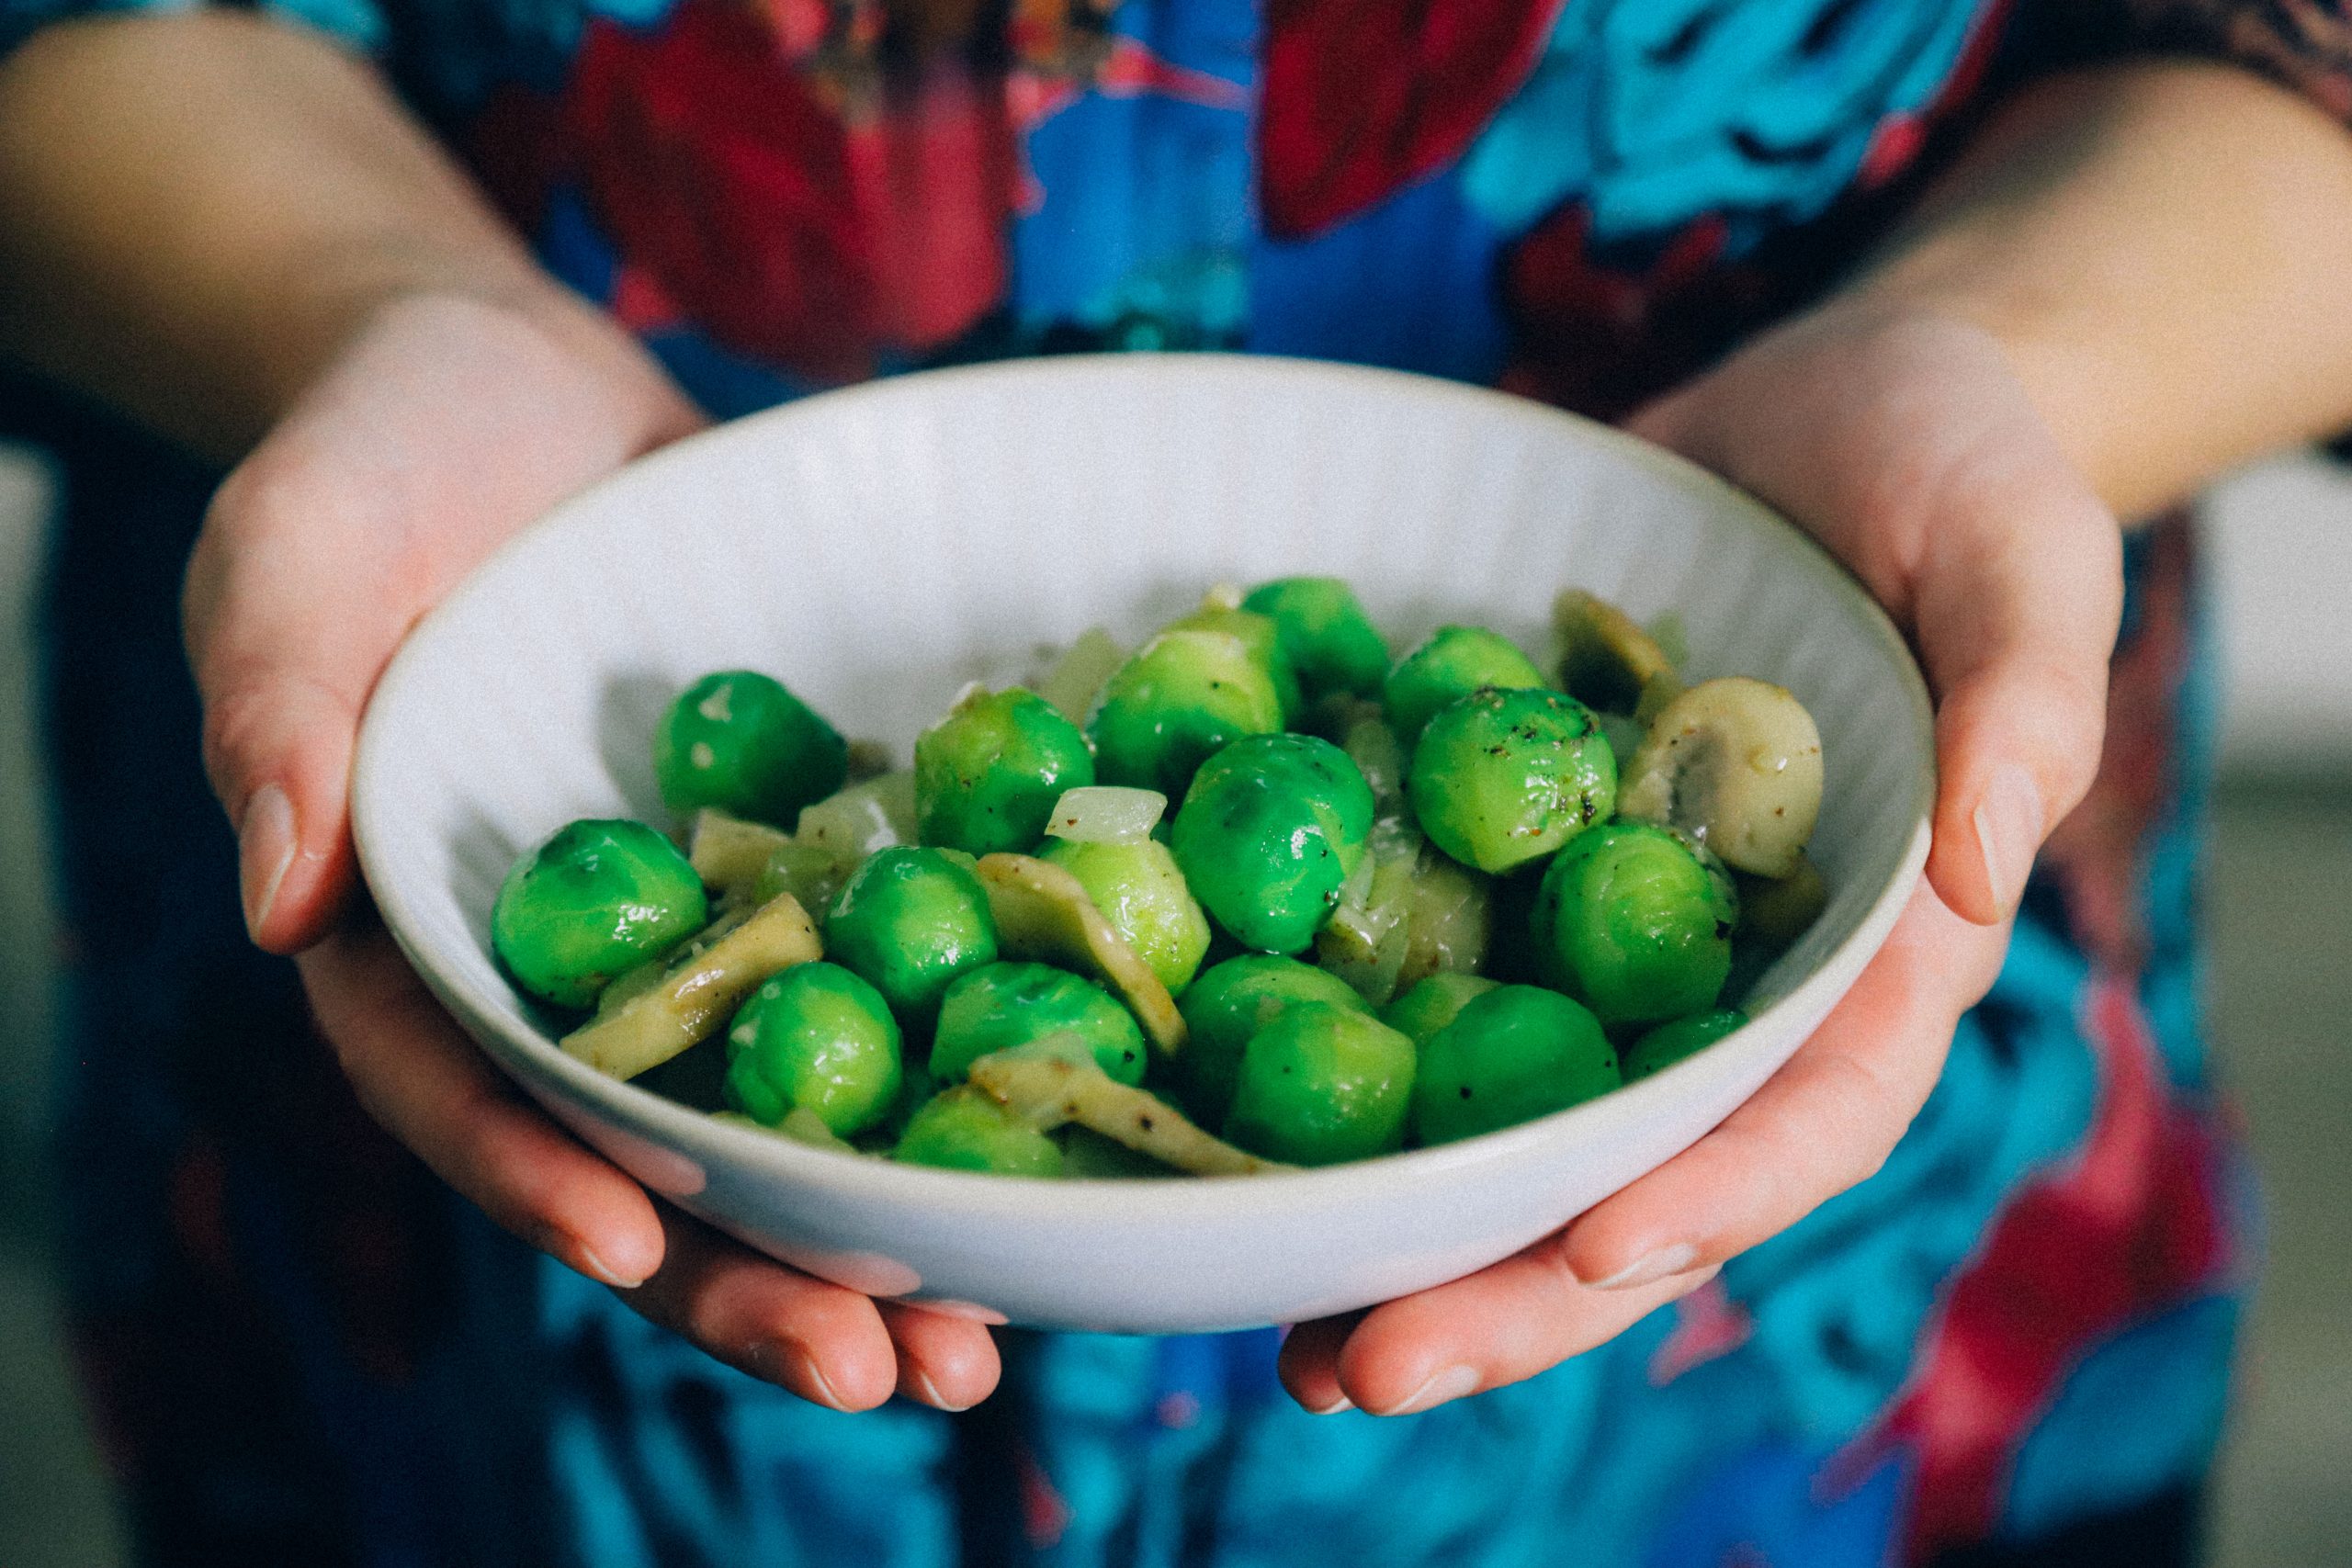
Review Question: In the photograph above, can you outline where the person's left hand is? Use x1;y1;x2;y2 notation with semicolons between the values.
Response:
1279;305;2125;1416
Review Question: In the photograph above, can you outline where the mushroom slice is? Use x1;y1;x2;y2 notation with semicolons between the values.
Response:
687;809;793;901
968;1045;1292;1177
1552;588;1684;721
1035;626;1125;726
1619;677;1824;877
561;891;822;1080
794;770;916;862
1736;852;1829;950
1396;845;1492;992
974;852;1187;1054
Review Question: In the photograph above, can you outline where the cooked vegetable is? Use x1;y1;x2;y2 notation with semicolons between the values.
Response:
893;1085;1066;1176
1383;624;1544;745
686;809;792;900
1551;588;1682;721
1618;677;1823;877
1736;854;1829;950
1406;686;1616;874
1622;1009;1747;1082
723;962;904;1135
973;852;1186;1053
655;670;847;827
1037;837;1211;996
1035;626;1125;726
930;961;1147;1087
1043;785;1167;845
795;771;918;862
1170;732;1376;954
1089;626;1283;796
494;818;708;1009
1411;985;1617;1145
823;846;999;1026
561;890;822;1079
1532;822;1737;1027
1174;954;1372;1126
914;685;1095;856
1225;1002;1417;1167
1168;598;1305;722
1380;972;1500;1045
968;1046;1291;1177
1243;577;1391;703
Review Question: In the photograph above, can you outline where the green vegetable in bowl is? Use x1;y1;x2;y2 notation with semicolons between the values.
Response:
1380;972;1500;1045
824;846;999;1025
1532;822;1737;1026
1243;576;1390;702
1225;1002;1417;1167
1170;732;1375;953
893;1086;1065;1177
493;818;707;1009
1411;985;1617;1146
1622;1008;1747;1082
914;685;1094;856
1167;598;1305;722
655;671;847;827
1089;626;1283;796
723;962;904;1136
1383;625;1544;745
930;962;1147;1086
1038;838;1211;995
1175;954;1371;1125
1406;686;1616;874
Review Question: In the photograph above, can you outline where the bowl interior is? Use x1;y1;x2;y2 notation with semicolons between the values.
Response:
352;355;1933;1325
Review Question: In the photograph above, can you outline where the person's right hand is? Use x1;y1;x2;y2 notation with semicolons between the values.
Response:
184;287;1003;1412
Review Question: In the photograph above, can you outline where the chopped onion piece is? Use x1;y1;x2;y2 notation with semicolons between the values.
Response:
1044;785;1168;844
794;771;916;860
1035;626;1125;725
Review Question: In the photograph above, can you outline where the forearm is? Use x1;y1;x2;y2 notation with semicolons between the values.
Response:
1846;59;2352;521
0;12;582;460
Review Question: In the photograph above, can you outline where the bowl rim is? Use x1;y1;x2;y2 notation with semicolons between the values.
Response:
352;352;1935;1223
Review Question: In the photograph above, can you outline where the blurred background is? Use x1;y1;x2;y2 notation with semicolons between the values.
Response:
0;441;2345;1568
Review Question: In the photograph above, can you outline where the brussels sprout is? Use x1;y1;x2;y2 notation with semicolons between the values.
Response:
1383;625;1544;745
723;962;904;1136
893;1087;1065;1177
1380;972;1501;1046
1243;577;1391;702
1622;1009;1747;1082
1170;733;1376;953
1089;627;1283;796
562;890;820;1080
930;962;1147;1087
1225;1003;1417;1167
1038;838;1211;996
655;671;847;827
1532;822;1737;1027
824;846;999;1025
1406;687;1616;874
914;686;1095;856
1168;601;1305;722
493;818;707;1009
1411;986;1617;1145
1175;955;1371;1126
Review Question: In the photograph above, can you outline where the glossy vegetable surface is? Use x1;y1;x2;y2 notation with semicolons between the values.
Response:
1407;686;1616;873
1225;1002;1417;1167
1242;577;1390;702
722;962;903;1135
1175;955;1371;1126
1622;1009;1747;1082
1038;838;1211;996
1170;733;1375;953
493;819;707;1009
824;846;1000;1025
1532;823;1737;1026
654;671;847;827
893;1087;1066;1176
1383;625;1544;744
929;962;1148;1086
914;686;1094;856
1411;985;1617;1145
1089;627;1283;796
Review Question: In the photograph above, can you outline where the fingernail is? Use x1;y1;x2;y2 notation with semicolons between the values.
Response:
1973;764;2044;916
1376;1365;1479;1416
570;1238;648;1291
1583;1241;1700;1291
913;1369;973;1414
239;784;297;940
1303;1392;1354;1416
787;1344;847;1410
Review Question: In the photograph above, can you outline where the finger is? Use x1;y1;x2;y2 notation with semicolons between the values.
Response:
877;1302;1003;1412
297;919;667;1288
1558;879;2007;1287
1276;1312;1364;1415
623;1208;900;1412
1299;1258;1718;1416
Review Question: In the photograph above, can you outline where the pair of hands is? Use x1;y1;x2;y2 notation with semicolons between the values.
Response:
185;286;2119;1416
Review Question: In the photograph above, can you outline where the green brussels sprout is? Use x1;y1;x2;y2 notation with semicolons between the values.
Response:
492;819;707;1009
1382;626;1544;745
1532;823;1738;1027
1037;837;1209;995
1167;604;1305;723
1380;972;1501;1046
823;846;999;1025
914;686;1095;856
654;671;847;827
1411;985;1618;1146
1243;577;1390;702
892;1087;1065;1177
1225;1002;1417;1167
722;963;903;1136
1622;1009;1747;1082
928;961;1147;1086
1406;686;1617;874
1169;733;1376;954
1088;627;1283;796
1174;954;1372;1126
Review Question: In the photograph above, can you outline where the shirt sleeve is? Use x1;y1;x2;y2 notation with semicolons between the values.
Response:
1;0;386;64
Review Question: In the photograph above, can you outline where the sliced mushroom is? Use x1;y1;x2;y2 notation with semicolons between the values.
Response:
561;890;822;1080
974;852;1187;1054
1035;626;1125;726
794;770;917;861
968;1045;1292;1177
1552;587;1685;721
1736;852;1829;950
1619;677;1824;877
1396;843;1491;992
686;809;792;900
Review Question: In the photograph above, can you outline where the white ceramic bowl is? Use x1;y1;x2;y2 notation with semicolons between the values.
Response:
352;355;1932;1334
